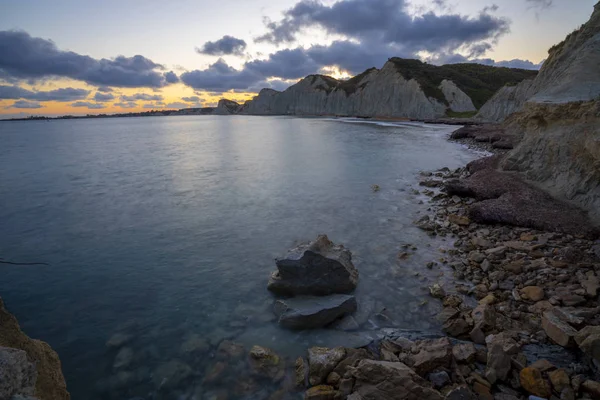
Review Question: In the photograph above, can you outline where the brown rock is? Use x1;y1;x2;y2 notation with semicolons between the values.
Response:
412;337;452;376
520;233;536;241
519;367;551;398
529;359;554;372
582;380;600;398
248;345;284;381
351;360;443;400
308;347;346;386
542;310;577;347
449;214;471;226
472;382;493;400
0;298;70;400
521;286;545;302
452;343;477;363
304;385;340;400
217;340;245;359
204;361;227;384
548;368;570;393
472;304;496;331
478;294;496;306
295;357;307;388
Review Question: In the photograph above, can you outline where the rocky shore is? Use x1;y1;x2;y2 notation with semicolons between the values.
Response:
0;298;70;400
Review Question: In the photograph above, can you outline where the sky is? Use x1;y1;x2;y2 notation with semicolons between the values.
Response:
0;0;596;118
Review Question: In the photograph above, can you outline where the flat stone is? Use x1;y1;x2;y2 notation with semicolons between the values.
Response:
274;294;357;330
268;235;359;296
153;360;192;388
542;310;577;347
449;214;471;226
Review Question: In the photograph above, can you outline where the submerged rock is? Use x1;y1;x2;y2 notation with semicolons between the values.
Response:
248;345;285;382
274;295;357;330
268;235;359;296
308;347;347;386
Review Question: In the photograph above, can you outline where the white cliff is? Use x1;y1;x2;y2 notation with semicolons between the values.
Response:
235;60;485;119
439;80;476;113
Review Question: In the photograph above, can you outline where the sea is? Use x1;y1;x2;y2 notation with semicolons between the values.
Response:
0;115;480;399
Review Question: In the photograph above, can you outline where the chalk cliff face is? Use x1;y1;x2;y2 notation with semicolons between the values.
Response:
439;80;477;113
475;80;535;122
238;61;452;119
497;2;600;222
0;298;70;400
214;99;243;115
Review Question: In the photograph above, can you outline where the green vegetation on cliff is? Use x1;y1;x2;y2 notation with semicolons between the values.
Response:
388;58;538;109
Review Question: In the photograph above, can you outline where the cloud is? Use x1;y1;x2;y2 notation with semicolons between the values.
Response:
7;100;43;109
71;101;106;109
97;86;113;92
256;0;509;56
245;48;320;79
0;85;90;101
120;93;163;101
0;30;172;88
164;71;179;83
180;58;264;91
143;103;164;109
181;96;202;102
197;36;247;56
165;102;193;109
526;0;553;10
114;101;138;108
425;52;543;70
94;92;115;102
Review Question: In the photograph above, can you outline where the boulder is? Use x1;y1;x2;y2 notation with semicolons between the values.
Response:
0;347;37;399
351;360;443;400
542;310;577;347
308;347;346;386
472;304;496;331
574;325;600;364
548;368;570;393
274;295;357;330
519;367;551;398
268;235;359;296
412;337;453;376
582;380;600;398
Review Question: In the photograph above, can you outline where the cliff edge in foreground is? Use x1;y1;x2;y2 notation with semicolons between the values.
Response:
0;298;70;400
494;2;600;222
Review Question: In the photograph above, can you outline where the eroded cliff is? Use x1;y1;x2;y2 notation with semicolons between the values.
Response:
221;59;536;120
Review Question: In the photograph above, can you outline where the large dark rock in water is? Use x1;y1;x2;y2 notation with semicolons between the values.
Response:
274;295;357;330
268;235;359;296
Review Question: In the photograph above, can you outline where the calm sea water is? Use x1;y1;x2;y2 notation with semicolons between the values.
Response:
0;116;478;399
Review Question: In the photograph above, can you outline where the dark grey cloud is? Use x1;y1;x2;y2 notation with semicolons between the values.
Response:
0;30;172;88
71;101;106;109
97;86;113;92
245;48;319;79
0;85;90;101
114;101;137;108
94;92;115;102
181;96;202;102
197;36;247;56
164;71;179;83
257;0;509;56
180;59;263;91
7;100;43;109
526;0;553;10
166;101;193;109
120;93;163;101
306;40;393;75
